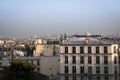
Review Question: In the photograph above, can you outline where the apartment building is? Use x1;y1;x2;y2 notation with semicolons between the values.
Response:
59;34;119;80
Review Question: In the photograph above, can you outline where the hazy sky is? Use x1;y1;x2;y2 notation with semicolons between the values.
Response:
0;0;120;38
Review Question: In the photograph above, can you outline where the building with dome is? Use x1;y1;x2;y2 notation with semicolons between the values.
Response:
59;34;119;80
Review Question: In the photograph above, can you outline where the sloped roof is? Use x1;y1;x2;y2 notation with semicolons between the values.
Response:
63;37;114;45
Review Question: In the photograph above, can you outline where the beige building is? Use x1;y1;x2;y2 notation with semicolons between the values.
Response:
40;56;60;80
34;38;59;57
59;34;119;80
34;44;59;56
34;44;46;56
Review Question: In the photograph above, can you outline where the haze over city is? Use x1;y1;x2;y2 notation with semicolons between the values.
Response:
0;0;120;38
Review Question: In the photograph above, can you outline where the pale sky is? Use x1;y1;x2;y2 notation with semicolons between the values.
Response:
0;0;120;38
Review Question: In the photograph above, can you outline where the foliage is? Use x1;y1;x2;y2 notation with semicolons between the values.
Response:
10;60;36;71
0;56;2;68
2;60;36;80
25;45;35;56
0;60;48;80
0;62;1;67
0;56;2;60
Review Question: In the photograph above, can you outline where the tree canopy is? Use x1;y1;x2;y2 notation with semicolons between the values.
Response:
3;60;36;80
0;56;2;60
0;56;2;68
10;60;36;72
25;45;35;56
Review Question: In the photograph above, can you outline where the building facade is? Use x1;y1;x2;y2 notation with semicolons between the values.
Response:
118;47;120;80
59;34;119;80
40;56;60;80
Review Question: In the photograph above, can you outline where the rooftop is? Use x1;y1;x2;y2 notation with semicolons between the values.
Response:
14;56;40;60
61;34;115;45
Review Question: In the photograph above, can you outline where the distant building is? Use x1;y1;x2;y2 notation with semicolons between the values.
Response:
59;34;119;80
0;40;4;44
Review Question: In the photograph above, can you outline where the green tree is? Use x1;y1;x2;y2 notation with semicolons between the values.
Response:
6;60;36;80
25;45;35;56
0;63;1;68
0;60;48;80
0;56;2;68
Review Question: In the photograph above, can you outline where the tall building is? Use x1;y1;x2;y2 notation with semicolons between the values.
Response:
59;34;119;80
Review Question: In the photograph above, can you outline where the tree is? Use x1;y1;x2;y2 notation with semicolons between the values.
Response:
0;56;2;68
10;60;35;71
25;45;35;56
0;60;48;80
0;56;2;60
6;60;36;80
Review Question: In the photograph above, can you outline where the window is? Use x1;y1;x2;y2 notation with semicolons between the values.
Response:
104;47;108;54
96;66;100;74
80;56;84;64
65;46;68;53
4;48;7;52
31;60;33;64
37;60;40;65
80;47;84;53
8;48;11;51
65;66;69;74
88;47;91;53
119;56;120;64
0;48;2;51
37;67;40;71
72;56;76;64
65;76;69;80
114;66;117;74
88;66;92;74
96;47;99;53
80;66;84;74
114;76;117;80
50;67;52;70
114;46;116;53
96;56;100;64
104;56;108;64
88;56;92;64
65;56;68;64
104;76;108;80
73;76;76;80
72;66;76;74
114;56;117;64
51;74;53;77
88;76;92;80
81;76;84;80
96;76;100;80
72;47;76;53
104;66;108;74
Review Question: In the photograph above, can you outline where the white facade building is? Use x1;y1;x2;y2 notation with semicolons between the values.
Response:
59;35;119;80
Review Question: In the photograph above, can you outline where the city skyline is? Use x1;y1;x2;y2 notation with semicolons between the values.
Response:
0;0;120;38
